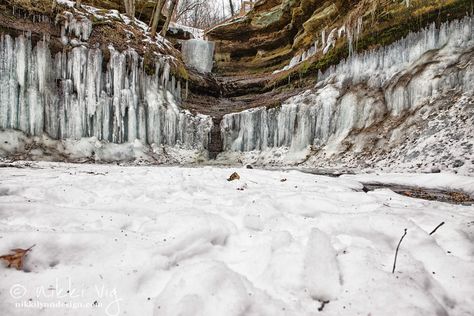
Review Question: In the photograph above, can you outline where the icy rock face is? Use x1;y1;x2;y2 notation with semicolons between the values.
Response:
181;39;215;73
222;17;474;153
58;12;93;45
0;34;212;150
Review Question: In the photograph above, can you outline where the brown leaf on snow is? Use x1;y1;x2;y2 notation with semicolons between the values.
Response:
227;172;240;181
0;245;35;270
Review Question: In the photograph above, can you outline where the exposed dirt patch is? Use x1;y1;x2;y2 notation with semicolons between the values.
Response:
362;183;474;206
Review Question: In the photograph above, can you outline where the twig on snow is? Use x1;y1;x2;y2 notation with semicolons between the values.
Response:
317;300;329;312
392;228;407;274
429;222;445;236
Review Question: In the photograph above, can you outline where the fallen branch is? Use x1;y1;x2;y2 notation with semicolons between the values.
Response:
392;229;407;274
429;222;445;236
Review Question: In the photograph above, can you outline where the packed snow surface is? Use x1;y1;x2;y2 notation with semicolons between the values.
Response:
0;163;473;315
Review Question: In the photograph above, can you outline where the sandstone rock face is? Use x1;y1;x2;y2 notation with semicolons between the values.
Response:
207;0;471;77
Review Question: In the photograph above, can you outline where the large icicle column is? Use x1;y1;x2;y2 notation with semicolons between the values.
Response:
221;17;474;153
181;39;215;73
0;34;212;150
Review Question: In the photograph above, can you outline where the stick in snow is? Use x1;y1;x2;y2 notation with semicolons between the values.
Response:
317;300;329;312
392;229;407;274
429;222;445;235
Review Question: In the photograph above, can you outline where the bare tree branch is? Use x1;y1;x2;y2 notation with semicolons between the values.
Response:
429;222;445;235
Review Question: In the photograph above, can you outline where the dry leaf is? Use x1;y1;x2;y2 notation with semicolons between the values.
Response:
0;244;35;270
227;172;240;181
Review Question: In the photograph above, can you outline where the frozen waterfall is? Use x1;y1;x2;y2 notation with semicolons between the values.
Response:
181;39;215;73
0;34;212;150
221;17;474;153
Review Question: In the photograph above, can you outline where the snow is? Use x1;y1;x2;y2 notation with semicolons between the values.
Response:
303;228;341;301
169;22;204;40
56;0;170;50
0;130;209;164
0;163;473;315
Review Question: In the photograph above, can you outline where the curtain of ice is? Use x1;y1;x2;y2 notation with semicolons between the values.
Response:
222;17;474;152
0;34;211;150
181;39;215;73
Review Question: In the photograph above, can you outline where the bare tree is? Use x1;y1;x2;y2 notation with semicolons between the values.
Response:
161;0;178;37
176;0;224;29
228;0;234;16
124;0;136;18
150;0;167;37
175;0;203;22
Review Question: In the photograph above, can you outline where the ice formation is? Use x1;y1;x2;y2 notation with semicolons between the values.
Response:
181;39;215;73
222;17;474;153
0;34;211;150
322;28;337;54
274;15;365;75
58;11;93;45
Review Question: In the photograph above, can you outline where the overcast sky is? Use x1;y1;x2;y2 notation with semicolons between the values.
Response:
210;0;242;17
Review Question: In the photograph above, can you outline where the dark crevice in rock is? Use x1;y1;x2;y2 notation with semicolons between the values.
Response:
208;118;223;160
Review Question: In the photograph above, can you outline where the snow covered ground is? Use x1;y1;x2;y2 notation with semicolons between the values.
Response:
0;163;473;315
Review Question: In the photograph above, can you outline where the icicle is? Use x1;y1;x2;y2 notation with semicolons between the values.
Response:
323;28;337;54
347;28;354;57
356;17;363;44
0;33;212;150
338;25;346;38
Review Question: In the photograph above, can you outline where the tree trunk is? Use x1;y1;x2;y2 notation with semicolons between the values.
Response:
228;0;235;16
76;0;82;8
160;0;178;38
124;0;136;18
172;0;180;22
150;0;166;38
